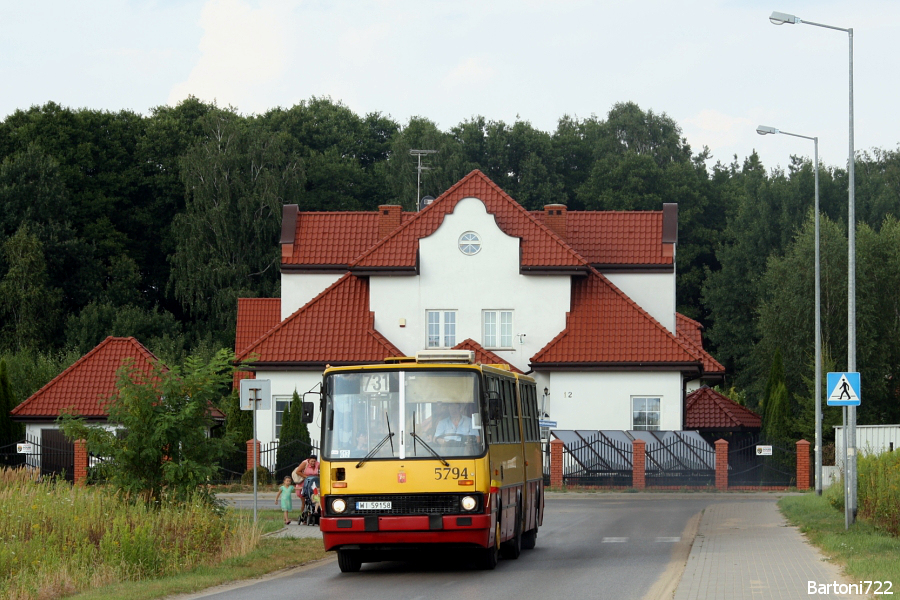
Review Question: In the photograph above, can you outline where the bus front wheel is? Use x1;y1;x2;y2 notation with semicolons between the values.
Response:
479;523;500;570
500;500;522;560
337;550;362;573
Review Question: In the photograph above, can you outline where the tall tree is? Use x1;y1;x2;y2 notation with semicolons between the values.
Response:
0;359;24;445
169;109;304;344
0;225;62;351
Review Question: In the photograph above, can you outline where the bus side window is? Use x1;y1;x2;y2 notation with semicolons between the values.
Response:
525;384;539;442
502;379;517;443
484;376;501;444
509;379;521;442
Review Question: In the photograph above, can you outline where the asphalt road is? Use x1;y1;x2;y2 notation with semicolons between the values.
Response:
186;494;712;600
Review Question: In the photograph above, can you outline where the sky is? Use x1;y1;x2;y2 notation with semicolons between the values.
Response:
2;0;898;173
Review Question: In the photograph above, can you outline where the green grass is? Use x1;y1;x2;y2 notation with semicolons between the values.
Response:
779;492;900;585
0;468;327;600
68;537;326;600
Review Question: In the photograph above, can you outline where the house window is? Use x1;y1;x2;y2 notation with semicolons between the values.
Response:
427;310;456;348
274;395;293;439
458;231;481;255
632;397;661;431
483;310;513;348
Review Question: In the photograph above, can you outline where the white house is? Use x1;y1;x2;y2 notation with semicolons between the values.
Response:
234;170;723;444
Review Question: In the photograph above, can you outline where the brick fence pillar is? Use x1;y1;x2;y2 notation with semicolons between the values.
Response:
246;439;261;472
715;439;729;491
74;439;88;486
632;439;646;490
550;438;564;488
796;439;811;490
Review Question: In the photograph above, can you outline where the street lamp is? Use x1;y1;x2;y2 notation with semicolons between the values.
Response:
756;125;822;497
770;10;856;526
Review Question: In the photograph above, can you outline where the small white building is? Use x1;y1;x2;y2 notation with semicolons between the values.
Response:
234;170;723;444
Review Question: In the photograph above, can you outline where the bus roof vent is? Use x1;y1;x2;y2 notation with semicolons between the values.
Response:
415;350;475;364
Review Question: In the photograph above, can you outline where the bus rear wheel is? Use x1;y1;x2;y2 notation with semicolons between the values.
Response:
337;550;362;573
522;528;537;550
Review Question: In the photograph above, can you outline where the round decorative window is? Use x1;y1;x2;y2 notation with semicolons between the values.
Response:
458;231;482;255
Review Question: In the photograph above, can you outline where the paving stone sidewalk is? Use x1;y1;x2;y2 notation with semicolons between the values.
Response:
674;499;868;600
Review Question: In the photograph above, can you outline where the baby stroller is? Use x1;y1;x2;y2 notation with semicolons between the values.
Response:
299;475;321;526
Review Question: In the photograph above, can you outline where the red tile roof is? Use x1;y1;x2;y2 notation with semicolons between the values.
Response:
453;339;524;374
676;313;725;374
282;212;415;267
685;386;761;430
351;170;588;271
236;273;403;366
530;272;702;367
11;337;160;419
234;298;282;386
531;211;672;266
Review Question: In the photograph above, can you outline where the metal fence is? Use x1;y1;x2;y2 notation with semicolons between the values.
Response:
642;431;716;487
257;438;321;482
728;434;796;487
555;430;634;486
0;433;74;482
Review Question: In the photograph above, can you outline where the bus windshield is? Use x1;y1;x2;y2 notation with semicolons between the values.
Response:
323;370;484;461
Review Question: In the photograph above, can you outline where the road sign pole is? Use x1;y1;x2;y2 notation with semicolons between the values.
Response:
252;387;259;523
849;405;857;522
843;407;849;529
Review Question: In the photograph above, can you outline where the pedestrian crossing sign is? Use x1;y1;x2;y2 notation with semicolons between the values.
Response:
826;372;860;406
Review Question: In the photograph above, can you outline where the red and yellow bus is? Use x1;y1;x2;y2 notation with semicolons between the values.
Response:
316;350;544;572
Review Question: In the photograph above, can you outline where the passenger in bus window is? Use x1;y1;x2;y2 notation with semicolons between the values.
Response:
353;431;369;456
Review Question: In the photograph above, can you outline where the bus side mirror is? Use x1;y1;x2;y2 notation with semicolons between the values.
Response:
303;387;322;414
301;402;314;424
486;391;502;422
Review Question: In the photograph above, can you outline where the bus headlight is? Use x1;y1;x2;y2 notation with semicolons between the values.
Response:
332;498;347;513
461;496;477;511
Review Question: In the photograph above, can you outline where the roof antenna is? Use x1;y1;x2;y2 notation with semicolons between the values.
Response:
409;149;438;210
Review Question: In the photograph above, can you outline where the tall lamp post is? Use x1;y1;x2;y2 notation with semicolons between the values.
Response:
756;126;822;497
770;10;856;526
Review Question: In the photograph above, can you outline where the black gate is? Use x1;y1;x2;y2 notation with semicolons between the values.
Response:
644;431;716;487
0;432;75;482
559;431;633;486
40;430;75;482
728;435;796;487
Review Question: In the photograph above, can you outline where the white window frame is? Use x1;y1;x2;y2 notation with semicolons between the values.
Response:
483;310;514;349
426;310;457;348
632;397;661;431
274;395;294;439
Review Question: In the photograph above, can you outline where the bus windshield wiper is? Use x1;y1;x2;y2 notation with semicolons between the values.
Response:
410;431;449;466
356;412;395;469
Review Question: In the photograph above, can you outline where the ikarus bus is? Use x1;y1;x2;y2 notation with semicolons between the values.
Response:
316;350;544;572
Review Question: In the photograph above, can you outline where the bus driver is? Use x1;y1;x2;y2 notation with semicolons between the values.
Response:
433;403;477;444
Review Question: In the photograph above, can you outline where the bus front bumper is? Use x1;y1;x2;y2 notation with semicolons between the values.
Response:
320;514;492;551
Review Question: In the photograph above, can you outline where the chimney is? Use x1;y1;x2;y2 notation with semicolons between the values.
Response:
280;204;299;260
662;203;677;258
378;205;403;239
543;204;567;239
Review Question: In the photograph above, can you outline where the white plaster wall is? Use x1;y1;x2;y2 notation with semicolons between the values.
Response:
604;272;676;333
251;370;326;445
540;371;683;431
280;273;343;319
369;197;571;373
